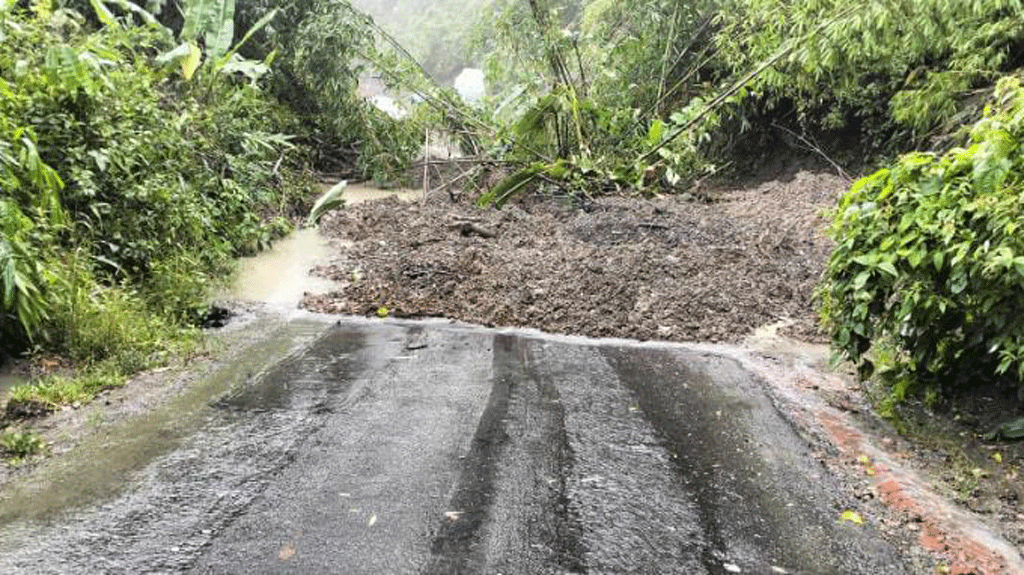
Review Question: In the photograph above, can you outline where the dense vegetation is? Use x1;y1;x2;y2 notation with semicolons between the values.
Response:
3;0;1023;416
459;0;1024;197
460;0;1024;401
0;0;404;413
822;78;1024;404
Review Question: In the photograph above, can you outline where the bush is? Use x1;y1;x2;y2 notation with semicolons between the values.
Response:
44;255;189;370
0;7;314;345
0;430;47;461
0;200;49;343
821;77;1024;399
715;0;1024;154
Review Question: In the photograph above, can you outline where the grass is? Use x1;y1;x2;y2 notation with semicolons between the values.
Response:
3;263;203;418
7;370;123;411
0;430;47;462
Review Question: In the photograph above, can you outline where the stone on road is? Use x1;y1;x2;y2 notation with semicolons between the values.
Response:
0;319;909;574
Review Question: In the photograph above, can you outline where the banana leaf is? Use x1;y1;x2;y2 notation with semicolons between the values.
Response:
307;180;347;226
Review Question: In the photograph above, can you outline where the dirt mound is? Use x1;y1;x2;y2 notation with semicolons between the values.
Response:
302;167;846;344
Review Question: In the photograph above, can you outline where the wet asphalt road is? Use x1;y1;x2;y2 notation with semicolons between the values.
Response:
0;318;909;574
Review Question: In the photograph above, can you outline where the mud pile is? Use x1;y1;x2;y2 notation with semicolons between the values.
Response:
303;165;844;344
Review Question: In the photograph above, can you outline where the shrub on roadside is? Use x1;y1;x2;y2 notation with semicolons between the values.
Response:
0;6;312;348
715;0;1024;153
0;3;311;414
0;430;47;461
821;77;1024;401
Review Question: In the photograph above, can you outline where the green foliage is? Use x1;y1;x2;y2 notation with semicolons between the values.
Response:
0;430;47;460
715;0;1024;150
0;201;49;341
307;180;347;226
9;379;93;409
8;368;124;411
468;0;1024;204
235;0;421;181
472;0;719;203
821;77;1024;398
44;254;189;369
180;0;235;59
2;8;308;272
992;416;1024;440
0;4;309;369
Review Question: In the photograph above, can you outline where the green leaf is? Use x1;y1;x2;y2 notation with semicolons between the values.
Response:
89;0;118;27
203;0;235;60
213;8;278;71
156;42;192;65
996;417;1024;440
647;119;665;146
106;0;160;27
878;261;898;278
853;254;877;266
840;510;864;525
483;165;542;209
307;180;347;226
181;42;202;81
853;271;870;290
950;273;968;295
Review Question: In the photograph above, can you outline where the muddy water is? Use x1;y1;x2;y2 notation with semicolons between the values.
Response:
0;319;331;526
0;184;416;524
343;183;419;204
224;184;417;308
0;373;25;401
745;319;832;370
226;228;339;306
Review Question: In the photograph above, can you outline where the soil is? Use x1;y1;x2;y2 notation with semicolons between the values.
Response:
304;161;838;344
302;159;1024;573
0;158;1020;572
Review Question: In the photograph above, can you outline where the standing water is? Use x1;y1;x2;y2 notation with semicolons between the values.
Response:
224;184;418;309
0;371;25;401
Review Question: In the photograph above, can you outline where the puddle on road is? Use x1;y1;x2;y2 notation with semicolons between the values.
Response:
224;183;417;308
0;183;417;526
0;320;331;527
0;373;25;401
214;325;368;413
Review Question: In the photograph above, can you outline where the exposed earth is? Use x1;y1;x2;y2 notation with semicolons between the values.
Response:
0;160;1021;573
304;162;836;344
300;160;1024;573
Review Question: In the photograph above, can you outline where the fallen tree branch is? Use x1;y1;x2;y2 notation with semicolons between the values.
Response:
448;219;497;238
771;122;853;182
639;5;860;166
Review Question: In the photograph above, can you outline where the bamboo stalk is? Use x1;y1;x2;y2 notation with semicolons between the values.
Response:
638;5;859;165
423;127;429;204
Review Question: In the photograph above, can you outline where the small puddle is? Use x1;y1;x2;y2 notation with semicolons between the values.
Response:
0;319;331;526
223;183;417;309
0;373;25;402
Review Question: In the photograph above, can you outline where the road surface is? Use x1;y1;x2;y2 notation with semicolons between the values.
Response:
0;317;909;574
